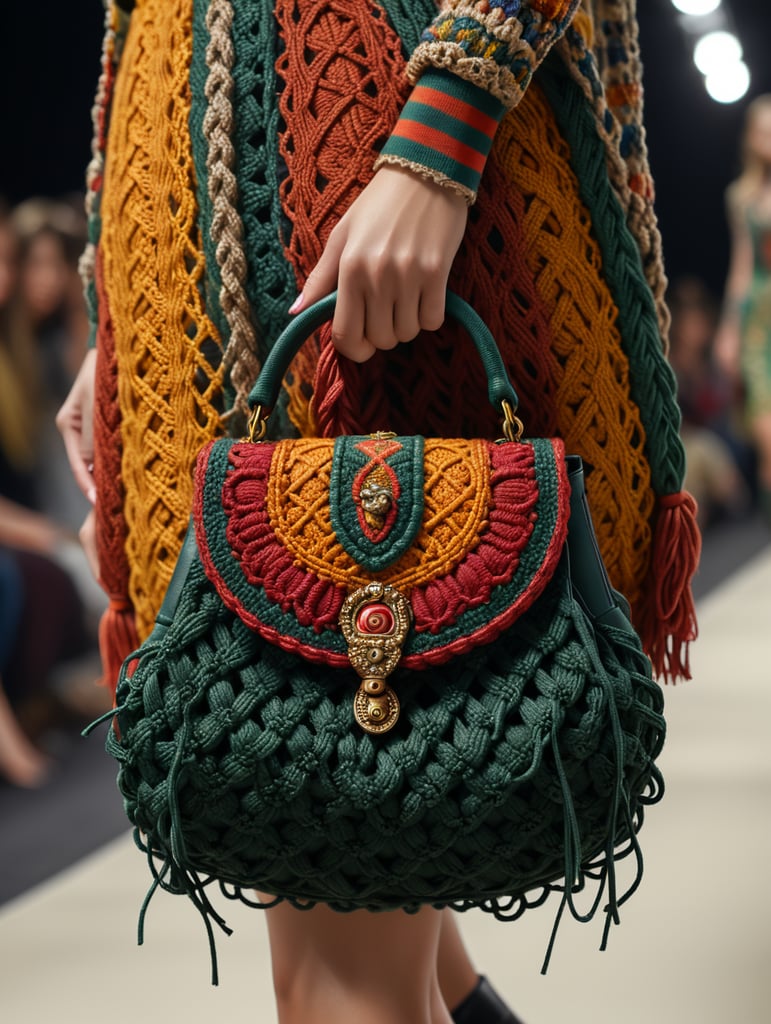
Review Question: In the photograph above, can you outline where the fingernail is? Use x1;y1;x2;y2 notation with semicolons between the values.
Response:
288;292;304;314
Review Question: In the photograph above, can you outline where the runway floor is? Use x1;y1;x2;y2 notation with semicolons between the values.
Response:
1;522;770;1023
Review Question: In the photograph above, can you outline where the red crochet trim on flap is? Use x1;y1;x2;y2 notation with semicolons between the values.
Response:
411;445;540;633
220;442;347;633
194;438;569;668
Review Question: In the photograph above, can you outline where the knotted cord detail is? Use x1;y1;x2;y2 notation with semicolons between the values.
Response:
203;0;261;422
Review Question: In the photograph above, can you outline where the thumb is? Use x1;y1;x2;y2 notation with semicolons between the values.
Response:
292;223;347;313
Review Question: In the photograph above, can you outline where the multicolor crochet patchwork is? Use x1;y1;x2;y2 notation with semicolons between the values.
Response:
85;0;699;686
403;1;580;107
194;436;568;664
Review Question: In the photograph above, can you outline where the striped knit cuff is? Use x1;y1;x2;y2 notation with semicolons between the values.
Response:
375;69;506;204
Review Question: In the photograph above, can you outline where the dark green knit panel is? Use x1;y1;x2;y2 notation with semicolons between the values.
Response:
229;1;298;359
377;0;437;55
111;551;664;916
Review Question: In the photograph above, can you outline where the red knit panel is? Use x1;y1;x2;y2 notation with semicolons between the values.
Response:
310;148;562;439
93;247;139;690
94;249;129;595
274;0;410;433
274;0;561;440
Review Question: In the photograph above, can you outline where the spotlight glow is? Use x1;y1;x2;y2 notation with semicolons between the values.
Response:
693;31;742;74
704;60;751;103
670;0;721;14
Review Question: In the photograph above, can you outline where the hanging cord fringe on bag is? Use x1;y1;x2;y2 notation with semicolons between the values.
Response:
87;567;664;985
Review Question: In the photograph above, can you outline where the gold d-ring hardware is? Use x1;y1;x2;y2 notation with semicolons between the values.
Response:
501;399;525;443
246;405;268;442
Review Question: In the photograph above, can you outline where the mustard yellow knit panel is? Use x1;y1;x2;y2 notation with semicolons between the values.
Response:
101;0;224;639
494;82;655;608
268;438;490;591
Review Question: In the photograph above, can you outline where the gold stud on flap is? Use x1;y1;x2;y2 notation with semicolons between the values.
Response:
339;583;411;734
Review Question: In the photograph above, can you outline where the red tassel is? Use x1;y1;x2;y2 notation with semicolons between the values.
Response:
636;491;701;683
98;597;140;700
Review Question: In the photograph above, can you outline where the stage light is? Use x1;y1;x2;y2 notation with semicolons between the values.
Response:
667;0;751;104
670;0;721;15
693;30;742;74
704;59;751;103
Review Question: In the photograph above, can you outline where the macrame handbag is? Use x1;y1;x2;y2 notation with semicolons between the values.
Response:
100;293;665;981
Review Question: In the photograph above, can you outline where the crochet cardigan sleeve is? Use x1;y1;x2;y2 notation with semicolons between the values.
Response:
376;0;583;203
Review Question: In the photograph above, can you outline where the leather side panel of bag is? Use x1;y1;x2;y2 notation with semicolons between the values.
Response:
565;455;639;636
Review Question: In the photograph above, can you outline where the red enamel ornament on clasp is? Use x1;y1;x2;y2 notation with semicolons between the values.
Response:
356;603;396;635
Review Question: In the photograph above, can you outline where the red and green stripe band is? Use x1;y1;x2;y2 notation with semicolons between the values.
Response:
378;69;506;199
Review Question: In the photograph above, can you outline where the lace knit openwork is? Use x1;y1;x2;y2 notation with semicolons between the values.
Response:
89;0;698;684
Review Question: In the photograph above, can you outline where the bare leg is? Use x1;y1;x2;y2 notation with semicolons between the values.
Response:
264;899;453;1024
437;910;480;1013
0;681;49;788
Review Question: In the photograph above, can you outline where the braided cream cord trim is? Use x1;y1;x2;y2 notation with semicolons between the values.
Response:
204;0;261;418
79;3;116;301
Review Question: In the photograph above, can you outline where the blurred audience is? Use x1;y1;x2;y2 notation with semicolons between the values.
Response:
0;536;50;788
668;276;753;528
0;198;107;789
12;196;92;530
0;204;42;509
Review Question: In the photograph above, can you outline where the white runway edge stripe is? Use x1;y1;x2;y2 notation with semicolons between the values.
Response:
1;550;770;1024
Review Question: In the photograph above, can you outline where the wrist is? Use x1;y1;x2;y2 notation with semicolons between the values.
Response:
371;162;469;210
376;69;506;204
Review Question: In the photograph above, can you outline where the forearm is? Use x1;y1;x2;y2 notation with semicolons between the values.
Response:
0;497;70;555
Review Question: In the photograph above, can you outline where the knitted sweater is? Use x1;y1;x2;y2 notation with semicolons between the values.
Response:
378;1;583;202
83;0;698;686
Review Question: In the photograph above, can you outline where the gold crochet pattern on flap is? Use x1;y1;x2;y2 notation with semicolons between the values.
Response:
267;438;491;592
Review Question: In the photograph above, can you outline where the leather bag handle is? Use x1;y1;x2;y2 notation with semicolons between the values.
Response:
246;291;522;439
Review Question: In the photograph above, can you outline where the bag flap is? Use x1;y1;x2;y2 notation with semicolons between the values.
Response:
193;435;569;668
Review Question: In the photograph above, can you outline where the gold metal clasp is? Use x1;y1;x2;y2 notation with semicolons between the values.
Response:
338;583;412;734
500;399;525;443
246;405;268;443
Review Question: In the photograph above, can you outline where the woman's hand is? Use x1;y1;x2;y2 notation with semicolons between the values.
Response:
295;165;468;361
56;348;97;504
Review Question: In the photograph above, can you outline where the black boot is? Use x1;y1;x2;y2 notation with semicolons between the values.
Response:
450;976;525;1024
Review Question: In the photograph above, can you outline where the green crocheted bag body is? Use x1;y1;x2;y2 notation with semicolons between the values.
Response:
106;440;664;977
113;555;662;902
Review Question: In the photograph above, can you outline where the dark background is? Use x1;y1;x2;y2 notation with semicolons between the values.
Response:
1;1;770;300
